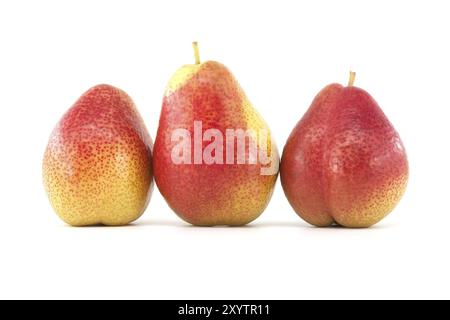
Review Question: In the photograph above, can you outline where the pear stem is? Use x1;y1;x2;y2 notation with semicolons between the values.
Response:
192;42;200;65
348;71;356;86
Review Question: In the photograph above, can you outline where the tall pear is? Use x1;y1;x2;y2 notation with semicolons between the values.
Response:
153;43;279;226
43;84;153;226
281;72;408;228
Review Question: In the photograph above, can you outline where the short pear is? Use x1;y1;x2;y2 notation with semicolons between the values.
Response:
43;84;153;226
281;72;408;227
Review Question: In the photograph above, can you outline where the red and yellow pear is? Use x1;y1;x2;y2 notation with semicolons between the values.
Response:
281;72;408;227
153;43;279;226
43;84;153;226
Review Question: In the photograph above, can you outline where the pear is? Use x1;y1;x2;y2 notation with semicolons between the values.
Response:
281;72;408;227
153;42;279;226
43;84;153;226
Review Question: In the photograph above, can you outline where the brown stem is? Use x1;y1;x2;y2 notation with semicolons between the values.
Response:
348;71;356;86
192;42;200;65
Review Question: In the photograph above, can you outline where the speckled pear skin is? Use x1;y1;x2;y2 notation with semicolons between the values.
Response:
154;61;279;226
43;84;153;226
281;83;408;228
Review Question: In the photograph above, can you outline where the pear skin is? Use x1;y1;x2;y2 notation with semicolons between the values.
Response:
153;43;279;226
43;84;153;226
281;73;408;228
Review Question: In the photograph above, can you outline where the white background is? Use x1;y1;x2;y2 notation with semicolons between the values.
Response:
0;0;449;299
